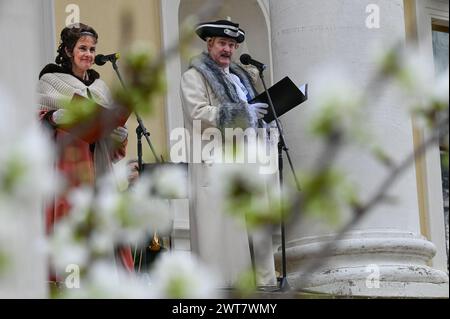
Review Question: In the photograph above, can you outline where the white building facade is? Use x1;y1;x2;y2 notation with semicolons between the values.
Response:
0;0;448;298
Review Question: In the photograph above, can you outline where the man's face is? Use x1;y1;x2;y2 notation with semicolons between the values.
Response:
208;37;239;68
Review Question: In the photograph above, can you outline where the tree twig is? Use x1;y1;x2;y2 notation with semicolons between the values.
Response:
294;112;449;291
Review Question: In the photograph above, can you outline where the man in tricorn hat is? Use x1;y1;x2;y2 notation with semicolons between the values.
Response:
180;19;277;288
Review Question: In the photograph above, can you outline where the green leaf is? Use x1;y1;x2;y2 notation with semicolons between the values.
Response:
1;155;26;193
233;269;257;297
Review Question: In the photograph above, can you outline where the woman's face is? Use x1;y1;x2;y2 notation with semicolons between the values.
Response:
69;36;96;76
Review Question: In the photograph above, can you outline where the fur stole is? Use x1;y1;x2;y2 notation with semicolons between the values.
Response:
189;52;259;130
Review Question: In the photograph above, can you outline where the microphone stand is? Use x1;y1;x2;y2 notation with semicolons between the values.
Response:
110;59;165;272
112;60;162;167
258;67;302;292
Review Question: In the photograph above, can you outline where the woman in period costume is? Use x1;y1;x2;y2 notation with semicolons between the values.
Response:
37;23;134;278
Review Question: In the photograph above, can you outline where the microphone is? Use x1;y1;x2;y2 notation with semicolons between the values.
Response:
95;53;120;66
240;54;267;71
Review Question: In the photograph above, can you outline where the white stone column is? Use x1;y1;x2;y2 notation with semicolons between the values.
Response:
269;0;448;297
0;0;55;298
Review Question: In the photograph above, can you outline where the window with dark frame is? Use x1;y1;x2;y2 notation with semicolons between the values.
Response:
432;22;449;272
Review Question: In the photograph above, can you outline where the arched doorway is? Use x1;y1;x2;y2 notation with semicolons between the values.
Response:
159;0;272;253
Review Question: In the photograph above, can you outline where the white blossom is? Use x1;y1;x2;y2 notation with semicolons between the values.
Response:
150;165;188;198
375;46;449;115
208;162;286;227
64;261;153;299
149;252;221;298
0;86;55;208
66;187;94;224
0;125;55;206
105;160;131;192
50;222;90;272
128;177;173;233
429;67;449;107
307;65;365;137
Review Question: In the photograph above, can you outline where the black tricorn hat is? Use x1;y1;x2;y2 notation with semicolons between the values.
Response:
195;19;245;43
